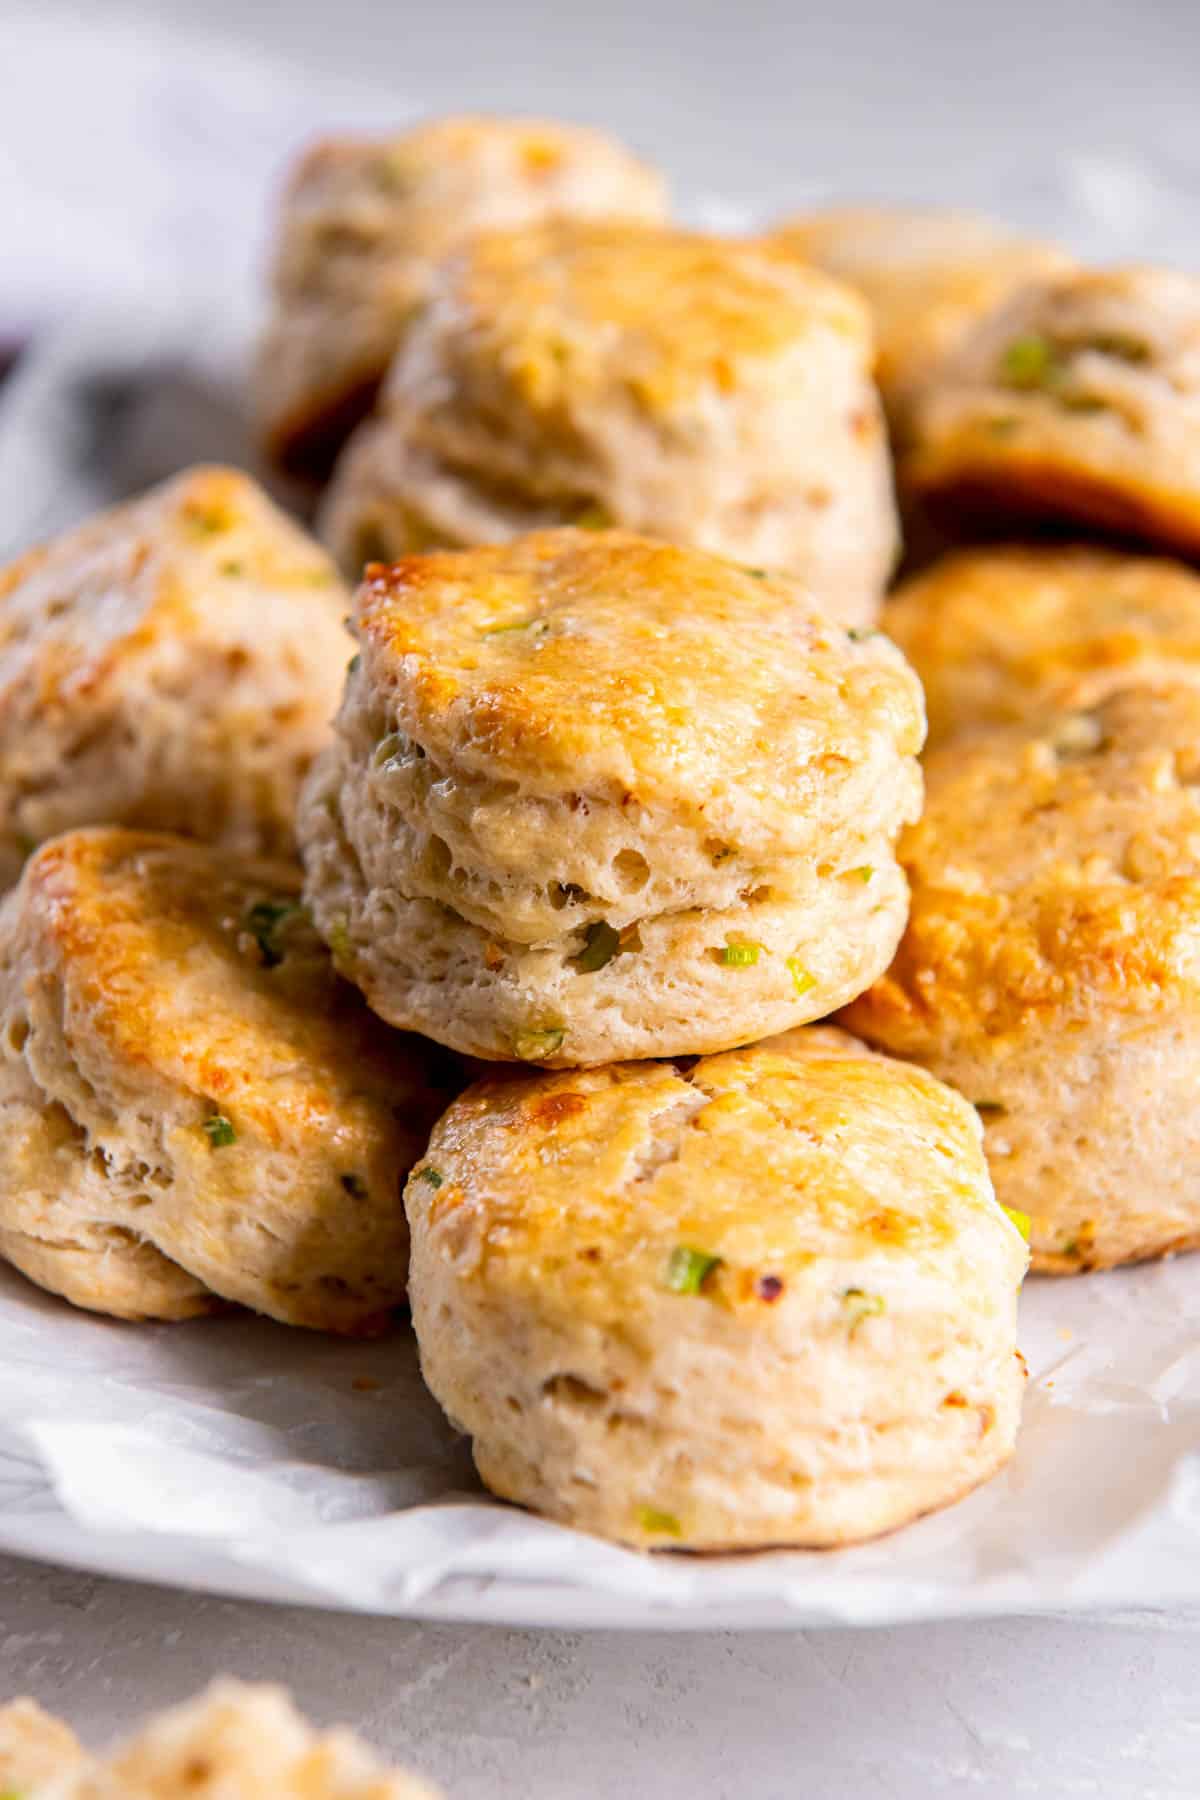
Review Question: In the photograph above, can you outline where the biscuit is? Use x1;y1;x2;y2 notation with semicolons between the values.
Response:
406;1026;1027;1550
319;222;898;624
0;466;351;885
905;267;1200;557
773;205;1070;440
2;1681;438;1798
299;531;925;1066
886;543;1200;744
256;115;667;476
0;1699;85;1790
842;682;1200;1271
0;829;456;1329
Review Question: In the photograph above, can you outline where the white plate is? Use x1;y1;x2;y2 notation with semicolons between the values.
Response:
3;311;1200;1631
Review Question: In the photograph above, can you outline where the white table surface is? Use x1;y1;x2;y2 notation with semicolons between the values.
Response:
4;1;1200;1792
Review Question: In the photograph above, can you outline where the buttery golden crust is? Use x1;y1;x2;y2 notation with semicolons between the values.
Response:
407;1026;1027;1550
0;466;350;883
16;1681;439;1798
773;204;1070;438
299;530;925;1064
0;829;457;1329
886;543;1200;744
842;683;1200;1270
905;266;1200;556
256;114;668;475
319;221;898;623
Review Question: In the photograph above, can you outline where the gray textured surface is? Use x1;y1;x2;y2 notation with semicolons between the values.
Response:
5;2;1200;1793
4;1554;1200;1798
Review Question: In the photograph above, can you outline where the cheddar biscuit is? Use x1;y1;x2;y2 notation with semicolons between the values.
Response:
843;682;1200;1271
298;531;925;1066
406;1027;1027;1549
0;1681;438;1797
256;115;667;475
0;829;454;1328
319;221;898;623
906;267;1200;557
0;466;351;884
887;543;1200;744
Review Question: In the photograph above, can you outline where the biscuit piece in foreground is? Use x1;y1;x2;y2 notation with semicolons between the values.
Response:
407;1027;1027;1550
299;531;925;1066
0;1680;439;1797
887;543;1200;745
0;829;455;1329
772;205;1070;440
256;115;667;476
906;267;1200;557
0;466;351;885
319;221;898;624
842;683;1200;1272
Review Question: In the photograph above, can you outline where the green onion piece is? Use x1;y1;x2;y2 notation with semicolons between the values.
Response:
637;1505;682;1538
742;566;769;579
418;1166;444;1188
847;627;880;642
202;1115;235;1149
481;617;547;637
575;921;622;972
849;865;874;884
842;1288;884;1335
244;898;305;968
514;1025;566;1061
347;653;361;674
787;957;817;997
327;916;352;962
1002;1205;1032;1242
219;559;244;577
1000;333;1057;389
717;941;760;967
974;1100;1008;1117
666;1246;722;1294
573;503;612;530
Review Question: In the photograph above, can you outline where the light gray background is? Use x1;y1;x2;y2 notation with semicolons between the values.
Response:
3;1;1200;1793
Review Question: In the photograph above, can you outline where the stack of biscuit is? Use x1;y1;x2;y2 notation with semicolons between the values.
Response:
20;107;1200;1562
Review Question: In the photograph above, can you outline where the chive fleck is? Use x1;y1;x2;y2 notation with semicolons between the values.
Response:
328;916;352;963
666;1246;722;1295
575;920;622;972
742;566;769;579
219;559;244;577
787;957;817;997
244;898;305;968
849;865;874;884
482;617;548;638
716;941;760;967
637;1505;682;1538
573;503;612;530
348;653;361;674
974;1100;1008;1117
847;627;880;642
202;1115;236;1148
1001;1204;1032;1242
1000;333;1057;390
842;1288;884;1335
514;1025;566;1061
418;1166;444;1188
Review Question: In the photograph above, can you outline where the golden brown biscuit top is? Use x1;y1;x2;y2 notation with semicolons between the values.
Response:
409;1026;1023;1327
773;205;1070;389
16;828;450;1154
844;682;1200;1048
886;544;1200;739
285;114;665;209
357;529;924;810
0;466;345;717
415;220;871;416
